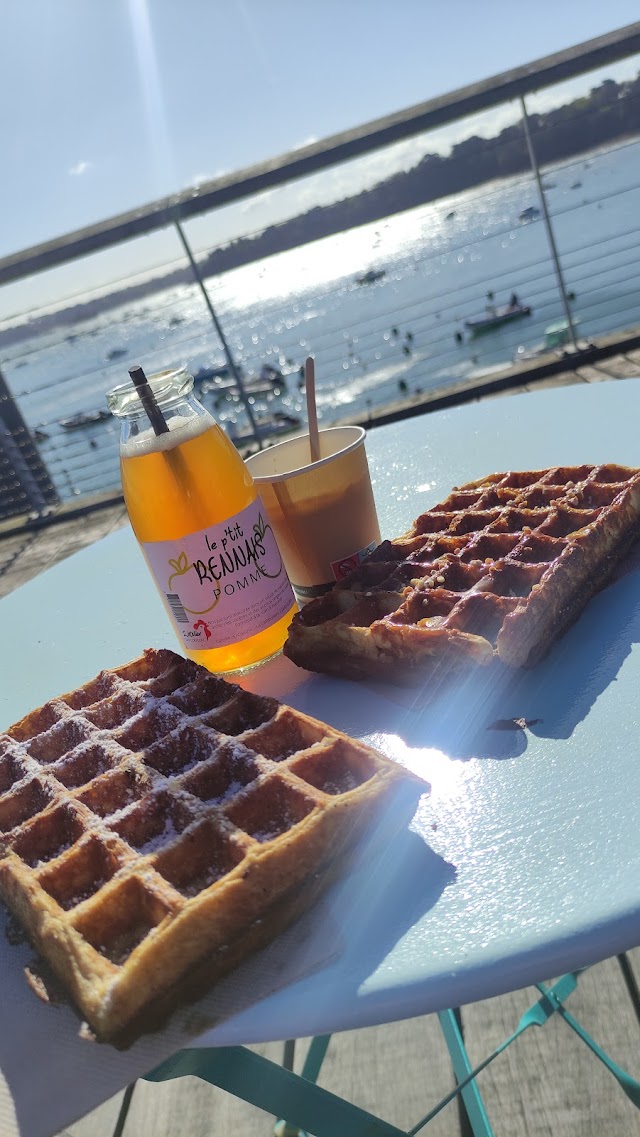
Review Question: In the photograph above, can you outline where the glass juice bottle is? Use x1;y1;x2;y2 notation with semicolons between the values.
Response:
107;366;297;673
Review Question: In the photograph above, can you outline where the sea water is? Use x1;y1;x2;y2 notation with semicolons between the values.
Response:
2;138;639;502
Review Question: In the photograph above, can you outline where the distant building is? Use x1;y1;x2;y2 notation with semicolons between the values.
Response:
0;367;59;521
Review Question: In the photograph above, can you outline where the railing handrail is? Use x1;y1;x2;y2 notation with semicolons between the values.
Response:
1;21;639;288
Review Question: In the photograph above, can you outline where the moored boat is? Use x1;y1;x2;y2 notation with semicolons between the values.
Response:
465;302;532;337
514;317;580;361
518;206;540;222
59;409;111;430
194;363;286;400
355;269;385;285
226;411;302;447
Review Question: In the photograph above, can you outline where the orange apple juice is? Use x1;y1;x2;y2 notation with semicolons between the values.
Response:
121;417;296;672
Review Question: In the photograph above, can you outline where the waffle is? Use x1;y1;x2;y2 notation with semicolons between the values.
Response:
284;464;640;683
0;648;420;1045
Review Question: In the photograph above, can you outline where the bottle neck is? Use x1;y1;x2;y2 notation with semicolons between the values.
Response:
118;391;214;453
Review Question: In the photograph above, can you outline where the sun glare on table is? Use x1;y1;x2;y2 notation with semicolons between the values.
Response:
371;732;462;798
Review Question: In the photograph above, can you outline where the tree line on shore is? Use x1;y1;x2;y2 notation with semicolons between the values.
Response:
2;72;638;345
199;72;640;275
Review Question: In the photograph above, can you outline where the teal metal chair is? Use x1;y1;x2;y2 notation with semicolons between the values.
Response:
111;955;640;1137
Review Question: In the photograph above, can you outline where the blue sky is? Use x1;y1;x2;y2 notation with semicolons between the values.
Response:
1;0;639;319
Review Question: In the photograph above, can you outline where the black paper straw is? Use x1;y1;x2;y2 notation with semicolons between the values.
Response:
127;363;209;525
129;365;170;435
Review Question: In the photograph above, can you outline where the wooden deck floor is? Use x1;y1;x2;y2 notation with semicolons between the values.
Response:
2;364;640;1137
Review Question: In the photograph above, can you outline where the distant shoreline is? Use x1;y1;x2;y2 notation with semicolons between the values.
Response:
1;74;638;352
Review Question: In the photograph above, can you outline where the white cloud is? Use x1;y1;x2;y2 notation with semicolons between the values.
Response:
293;135;319;150
191;167;230;185
240;188;276;214
68;160;92;176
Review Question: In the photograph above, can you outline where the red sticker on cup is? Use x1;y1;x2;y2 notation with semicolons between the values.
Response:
333;555;359;579
330;540;378;582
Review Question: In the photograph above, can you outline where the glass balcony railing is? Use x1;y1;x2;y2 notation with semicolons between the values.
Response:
1;23;640;525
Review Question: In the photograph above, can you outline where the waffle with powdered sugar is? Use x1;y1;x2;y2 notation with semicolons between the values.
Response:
0;648;418;1045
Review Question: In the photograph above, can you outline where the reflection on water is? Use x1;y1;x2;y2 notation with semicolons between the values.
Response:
3;140;640;501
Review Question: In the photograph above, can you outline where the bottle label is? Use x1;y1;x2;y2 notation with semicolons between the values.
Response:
141;498;295;650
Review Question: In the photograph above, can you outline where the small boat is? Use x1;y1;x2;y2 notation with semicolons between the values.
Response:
213;383;281;407
355;269;385;285
465;303;532;337
59;409;111;430
570;181;582;190
192;364;234;389
514;318;580;362
543;318;579;348
518;206;540;223
445;210;456;220
106;347;127;361
197;363;286;401
226;411;302;447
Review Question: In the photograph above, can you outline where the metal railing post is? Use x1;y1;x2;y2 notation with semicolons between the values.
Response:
173;219;263;448
519;94;580;351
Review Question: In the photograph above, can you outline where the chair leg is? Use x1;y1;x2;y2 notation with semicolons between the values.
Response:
146;1045;407;1137
282;1039;296;1071
438;1010;495;1137
452;1009;477;1137
111;1082;136;1137
274;1038;304;1137
274;1041;304;1136
617;953;640;1028
274;1035;332;1137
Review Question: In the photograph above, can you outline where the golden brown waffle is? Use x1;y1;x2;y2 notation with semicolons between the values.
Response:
0;648;418;1045
284;464;640;683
